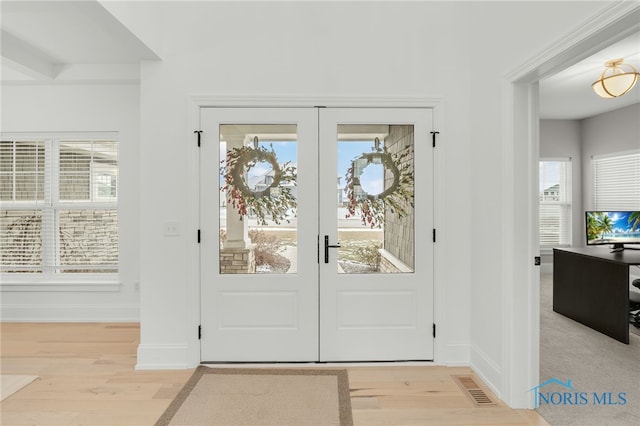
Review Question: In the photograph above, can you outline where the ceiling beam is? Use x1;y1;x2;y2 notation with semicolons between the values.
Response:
1;29;60;80
74;0;161;61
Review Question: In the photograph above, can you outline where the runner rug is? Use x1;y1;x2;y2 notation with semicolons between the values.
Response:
0;375;38;401
155;366;353;426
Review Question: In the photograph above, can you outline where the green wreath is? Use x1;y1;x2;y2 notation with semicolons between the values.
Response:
221;145;297;225
345;146;414;228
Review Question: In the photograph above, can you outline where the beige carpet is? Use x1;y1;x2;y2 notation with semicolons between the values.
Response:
0;375;38;401
156;367;353;426
539;273;640;425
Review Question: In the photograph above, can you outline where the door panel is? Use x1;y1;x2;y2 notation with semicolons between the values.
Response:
319;108;433;361
200;108;319;362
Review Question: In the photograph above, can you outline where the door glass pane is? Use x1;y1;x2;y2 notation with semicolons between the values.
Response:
337;124;414;274
219;124;297;274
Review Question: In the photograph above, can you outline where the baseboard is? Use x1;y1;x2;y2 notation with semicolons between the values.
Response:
0;304;139;322
445;342;470;366
470;344;502;399
136;343;191;370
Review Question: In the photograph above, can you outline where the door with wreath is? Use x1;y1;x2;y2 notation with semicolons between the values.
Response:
200;107;434;362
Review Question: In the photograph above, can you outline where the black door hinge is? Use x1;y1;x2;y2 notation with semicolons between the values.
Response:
194;130;202;147
198;325;201;340
534;256;541;266
432;229;436;243
433;323;436;338
430;131;439;147
197;229;201;243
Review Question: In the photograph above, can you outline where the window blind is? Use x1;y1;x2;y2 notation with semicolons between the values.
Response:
539;159;572;246
0;141;46;203
593;151;640;211
1;138;118;275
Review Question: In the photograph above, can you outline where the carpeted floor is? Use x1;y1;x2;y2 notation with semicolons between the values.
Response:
156;366;353;426
538;273;640;426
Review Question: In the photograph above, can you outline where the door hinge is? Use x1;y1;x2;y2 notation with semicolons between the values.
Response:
198;325;201;340
433;229;436;243
430;131;440;147
194;130;202;147
197;229;201;243
433;323;436;338
534;256;541;266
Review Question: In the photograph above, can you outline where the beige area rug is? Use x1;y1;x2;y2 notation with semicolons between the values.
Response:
156;366;353;426
0;375;38;401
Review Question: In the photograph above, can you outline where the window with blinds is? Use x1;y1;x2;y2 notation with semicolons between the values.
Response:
1;138;118;276
593;151;640;211
539;159;572;247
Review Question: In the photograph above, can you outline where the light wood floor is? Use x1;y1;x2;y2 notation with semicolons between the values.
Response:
0;323;548;426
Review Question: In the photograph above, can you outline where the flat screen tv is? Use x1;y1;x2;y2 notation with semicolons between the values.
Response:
585;211;640;252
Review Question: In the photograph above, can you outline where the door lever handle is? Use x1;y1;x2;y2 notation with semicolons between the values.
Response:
324;235;341;264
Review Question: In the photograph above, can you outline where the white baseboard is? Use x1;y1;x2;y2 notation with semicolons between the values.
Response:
0;304;139;322
470;345;502;399
445;342;470;366
136;343;191;370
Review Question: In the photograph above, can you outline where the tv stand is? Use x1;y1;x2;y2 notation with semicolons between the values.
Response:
611;243;640;253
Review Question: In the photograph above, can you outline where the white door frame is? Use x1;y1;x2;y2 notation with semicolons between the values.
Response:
186;96;445;367
501;2;640;408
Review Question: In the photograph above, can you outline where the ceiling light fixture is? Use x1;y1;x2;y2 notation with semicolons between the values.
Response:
592;58;640;98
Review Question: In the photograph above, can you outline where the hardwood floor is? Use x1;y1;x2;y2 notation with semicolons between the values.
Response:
0;323;548;425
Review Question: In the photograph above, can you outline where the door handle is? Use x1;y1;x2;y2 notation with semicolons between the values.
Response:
324;235;341;264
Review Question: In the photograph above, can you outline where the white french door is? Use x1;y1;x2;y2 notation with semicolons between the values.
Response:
200;107;433;362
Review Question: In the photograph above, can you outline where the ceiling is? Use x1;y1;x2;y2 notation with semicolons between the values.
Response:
1;1;639;120
0;0;159;82
539;31;640;120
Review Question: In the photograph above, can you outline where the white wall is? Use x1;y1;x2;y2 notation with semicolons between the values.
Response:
0;84;140;321
463;1;606;397
581;103;640;210
137;0;478;370
133;0;607;405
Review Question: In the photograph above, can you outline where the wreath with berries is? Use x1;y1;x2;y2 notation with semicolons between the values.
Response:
344;146;414;228
221;145;297;225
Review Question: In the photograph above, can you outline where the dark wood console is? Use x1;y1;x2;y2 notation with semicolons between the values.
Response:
553;247;640;344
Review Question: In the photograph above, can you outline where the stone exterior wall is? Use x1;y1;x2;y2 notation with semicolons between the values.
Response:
219;245;256;274
0;209;118;271
378;249;413;273
383;125;415;270
378;255;394;273
59;209;118;267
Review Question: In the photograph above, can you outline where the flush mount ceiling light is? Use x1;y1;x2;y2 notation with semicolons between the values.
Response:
592;58;640;98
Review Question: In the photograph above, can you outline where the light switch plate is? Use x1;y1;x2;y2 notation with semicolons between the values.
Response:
163;221;180;236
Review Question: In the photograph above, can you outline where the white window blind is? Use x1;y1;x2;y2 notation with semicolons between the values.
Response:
539;159;572;247
1;137;118;276
593;151;640;210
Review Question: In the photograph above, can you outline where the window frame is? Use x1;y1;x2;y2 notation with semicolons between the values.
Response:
539;157;572;249
1;132;119;290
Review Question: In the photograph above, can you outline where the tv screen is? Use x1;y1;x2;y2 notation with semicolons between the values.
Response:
586;211;640;248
